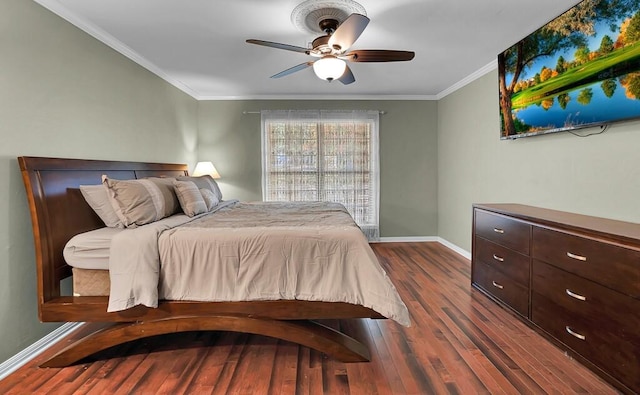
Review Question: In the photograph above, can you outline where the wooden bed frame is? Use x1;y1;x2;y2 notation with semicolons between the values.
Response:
18;156;384;368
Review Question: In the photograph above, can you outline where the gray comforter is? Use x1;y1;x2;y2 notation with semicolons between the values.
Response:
107;201;410;326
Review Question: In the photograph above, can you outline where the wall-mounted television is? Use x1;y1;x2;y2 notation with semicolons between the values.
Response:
499;0;640;139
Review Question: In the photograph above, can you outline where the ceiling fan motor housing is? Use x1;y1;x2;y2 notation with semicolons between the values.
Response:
312;35;337;55
319;18;339;34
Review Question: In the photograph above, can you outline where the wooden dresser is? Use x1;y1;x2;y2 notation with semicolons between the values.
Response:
471;204;640;394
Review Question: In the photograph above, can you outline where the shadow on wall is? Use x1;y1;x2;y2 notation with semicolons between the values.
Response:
1;157;62;363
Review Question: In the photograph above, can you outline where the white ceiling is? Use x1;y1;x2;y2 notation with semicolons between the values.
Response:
35;0;582;100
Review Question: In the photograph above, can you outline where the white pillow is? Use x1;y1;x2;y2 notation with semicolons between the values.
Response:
79;185;124;228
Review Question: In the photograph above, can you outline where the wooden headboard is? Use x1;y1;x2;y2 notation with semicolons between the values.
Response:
18;157;188;311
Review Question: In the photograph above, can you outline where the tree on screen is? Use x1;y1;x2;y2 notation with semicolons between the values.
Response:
499;0;640;137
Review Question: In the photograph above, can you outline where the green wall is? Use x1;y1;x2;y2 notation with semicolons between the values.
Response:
197;100;438;238
438;69;640;251
0;0;198;363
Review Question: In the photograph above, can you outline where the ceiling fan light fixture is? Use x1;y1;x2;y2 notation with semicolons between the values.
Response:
313;56;346;81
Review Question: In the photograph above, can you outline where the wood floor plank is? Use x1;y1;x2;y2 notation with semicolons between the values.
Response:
268;341;299;395
73;345;147;393
294;346;311;395
404;274;516;394
211;332;248;394
405;302;485;395
183;331;237;392
341;320;390;395
156;337;211;393
0;242;620;394
382;246;502;393
321;354;350;395
227;335;279;394
364;320;408;394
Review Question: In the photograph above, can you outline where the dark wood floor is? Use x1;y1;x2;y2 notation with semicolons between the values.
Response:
0;242;618;394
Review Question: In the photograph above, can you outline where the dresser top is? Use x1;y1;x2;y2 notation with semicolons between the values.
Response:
474;204;640;247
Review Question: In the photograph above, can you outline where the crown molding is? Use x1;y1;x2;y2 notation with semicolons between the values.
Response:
436;59;497;100
196;94;438;101
35;0;493;102
34;0;199;99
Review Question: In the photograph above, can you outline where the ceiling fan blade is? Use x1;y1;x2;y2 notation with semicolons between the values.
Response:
271;62;314;78
246;39;310;54
338;65;355;85
343;50;415;62
328;14;370;52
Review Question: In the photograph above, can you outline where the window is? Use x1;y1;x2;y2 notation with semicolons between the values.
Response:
261;110;380;240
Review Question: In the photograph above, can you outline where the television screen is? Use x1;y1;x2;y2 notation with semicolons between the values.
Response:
498;0;640;139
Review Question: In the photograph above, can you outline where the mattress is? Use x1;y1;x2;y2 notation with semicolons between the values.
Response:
63;227;122;270
63;214;197;270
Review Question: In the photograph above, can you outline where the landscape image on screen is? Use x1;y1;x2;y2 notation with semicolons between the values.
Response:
498;0;640;139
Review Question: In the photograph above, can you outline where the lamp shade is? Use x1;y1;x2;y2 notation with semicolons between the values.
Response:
192;161;221;178
313;56;346;82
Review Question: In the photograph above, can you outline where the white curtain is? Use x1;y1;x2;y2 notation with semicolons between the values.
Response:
261;110;380;240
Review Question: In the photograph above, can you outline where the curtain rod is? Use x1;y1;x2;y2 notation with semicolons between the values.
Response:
242;110;386;115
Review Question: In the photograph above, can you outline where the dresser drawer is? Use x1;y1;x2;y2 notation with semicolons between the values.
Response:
473;260;529;317
532;227;640;298
474;236;530;286
532;260;640;343
474;209;530;254
532;292;640;392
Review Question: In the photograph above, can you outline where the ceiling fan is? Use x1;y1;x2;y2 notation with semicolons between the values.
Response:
246;13;415;85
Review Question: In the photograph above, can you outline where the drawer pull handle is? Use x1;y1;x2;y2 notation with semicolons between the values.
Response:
565;289;587;301
492;254;504;262
492;281;504;290
566;252;587;261
493;228;505;234
566;326;586;341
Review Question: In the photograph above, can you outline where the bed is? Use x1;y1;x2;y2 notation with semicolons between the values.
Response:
18;156;409;368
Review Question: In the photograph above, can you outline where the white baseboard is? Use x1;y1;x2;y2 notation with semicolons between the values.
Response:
376;236;438;243
437;237;471;260
0;322;83;380
375;236;471;260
